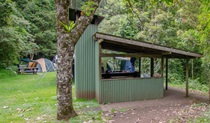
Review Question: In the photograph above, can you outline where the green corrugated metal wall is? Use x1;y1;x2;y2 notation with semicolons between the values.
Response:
99;78;164;103
75;23;164;103
75;24;98;99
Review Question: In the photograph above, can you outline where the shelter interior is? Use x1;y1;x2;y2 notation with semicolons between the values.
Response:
101;53;162;79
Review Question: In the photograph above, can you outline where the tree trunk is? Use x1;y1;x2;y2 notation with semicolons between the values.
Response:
29;53;34;60
54;0;101;121
54;0;77;120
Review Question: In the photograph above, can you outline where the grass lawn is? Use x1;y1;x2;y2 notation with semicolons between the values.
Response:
0;71;209;122
0;72;103;123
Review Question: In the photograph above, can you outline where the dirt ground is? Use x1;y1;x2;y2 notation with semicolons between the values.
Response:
101;87;210;123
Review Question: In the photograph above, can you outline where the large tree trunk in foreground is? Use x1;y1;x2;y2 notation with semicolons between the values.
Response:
54;0;100;120
55;0;77;120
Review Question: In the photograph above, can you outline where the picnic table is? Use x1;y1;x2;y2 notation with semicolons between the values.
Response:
17;62;38;74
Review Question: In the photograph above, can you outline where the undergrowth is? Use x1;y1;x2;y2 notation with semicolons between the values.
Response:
169;73;209;93
0;68;17;79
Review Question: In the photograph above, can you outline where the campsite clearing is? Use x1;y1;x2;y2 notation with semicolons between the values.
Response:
0;72;209;122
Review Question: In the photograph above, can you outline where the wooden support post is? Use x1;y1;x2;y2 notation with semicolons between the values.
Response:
161;57;164;78
186;59;189;97
151;58;154;77
139;57;141;78
209;80;210;101
192;59;194;80
99;43;102;79
166;58;168;90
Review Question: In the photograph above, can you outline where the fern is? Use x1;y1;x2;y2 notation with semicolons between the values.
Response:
59;21;75;32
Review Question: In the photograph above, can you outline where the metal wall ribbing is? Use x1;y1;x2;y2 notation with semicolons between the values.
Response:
75;24;98;99
99;78;164;103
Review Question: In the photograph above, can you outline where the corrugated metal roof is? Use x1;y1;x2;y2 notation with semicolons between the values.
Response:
94;33;203;59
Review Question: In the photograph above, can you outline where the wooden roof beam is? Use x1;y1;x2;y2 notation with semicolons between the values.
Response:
100;53;162;58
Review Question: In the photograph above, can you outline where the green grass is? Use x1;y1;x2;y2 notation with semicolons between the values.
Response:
0;68;17;79
191;110;210;123
1;70;209;122
0;72;103;123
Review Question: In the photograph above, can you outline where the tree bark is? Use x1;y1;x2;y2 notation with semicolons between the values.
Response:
54;0;101;120
55;0;77;120
29;53;34;60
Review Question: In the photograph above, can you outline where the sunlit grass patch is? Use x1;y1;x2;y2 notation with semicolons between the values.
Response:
0;72;103;122
71;98;104;122
0;72;57;122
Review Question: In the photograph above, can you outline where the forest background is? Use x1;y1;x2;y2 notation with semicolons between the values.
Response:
0;0;210;89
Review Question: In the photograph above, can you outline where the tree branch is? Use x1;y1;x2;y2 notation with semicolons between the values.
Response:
69;0;101;46
126;0;143;27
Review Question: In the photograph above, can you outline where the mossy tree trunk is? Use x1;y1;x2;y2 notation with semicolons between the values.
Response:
54;0;101;121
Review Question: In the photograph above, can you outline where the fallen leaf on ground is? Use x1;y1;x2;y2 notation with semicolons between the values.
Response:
2;106;9;109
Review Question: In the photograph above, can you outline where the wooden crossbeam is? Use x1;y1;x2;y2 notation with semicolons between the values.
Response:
100;53;162;58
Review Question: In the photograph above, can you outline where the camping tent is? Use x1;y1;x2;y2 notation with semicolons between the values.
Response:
36;58;56;72
20;58;56;72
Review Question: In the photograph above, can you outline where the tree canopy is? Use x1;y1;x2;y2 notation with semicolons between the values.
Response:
97;0;209;83
0;0;56;67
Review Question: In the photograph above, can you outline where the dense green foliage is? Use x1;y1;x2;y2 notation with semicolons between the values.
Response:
0;0;56;68
97;0;210;85
20;0;56;59
0;0;30;67
0;0;209;85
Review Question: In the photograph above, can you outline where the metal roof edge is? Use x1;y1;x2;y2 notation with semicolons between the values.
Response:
94;32;203;58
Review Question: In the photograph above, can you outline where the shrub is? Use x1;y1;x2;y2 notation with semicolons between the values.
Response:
188;78;209;92
0;68;17;79
168;73;183;84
